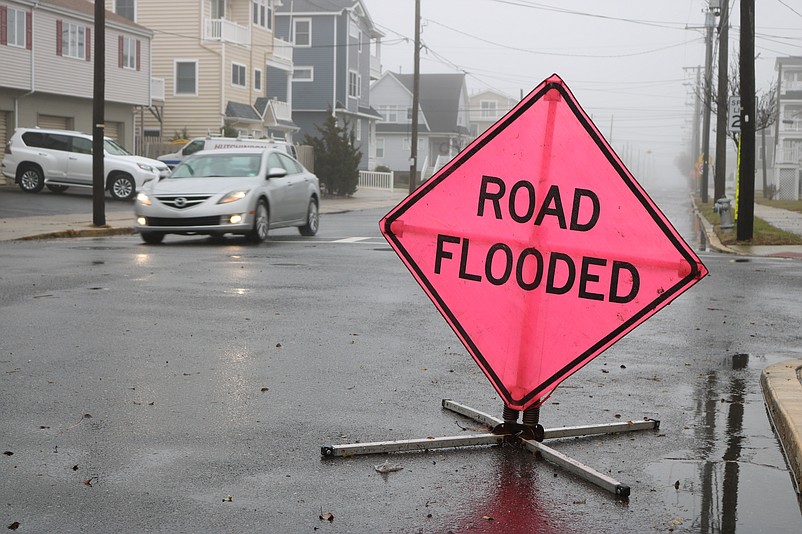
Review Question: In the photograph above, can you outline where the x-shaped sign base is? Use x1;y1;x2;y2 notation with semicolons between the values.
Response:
321;399;659;498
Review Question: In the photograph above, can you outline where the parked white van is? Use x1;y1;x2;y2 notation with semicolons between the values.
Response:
158;137;297;168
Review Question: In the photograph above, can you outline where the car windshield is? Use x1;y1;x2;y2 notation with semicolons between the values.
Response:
104;138;132;155
170;153;263;178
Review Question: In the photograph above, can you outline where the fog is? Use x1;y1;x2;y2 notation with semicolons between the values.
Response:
364;0;802;187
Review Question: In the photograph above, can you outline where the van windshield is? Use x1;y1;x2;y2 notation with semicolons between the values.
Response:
170;153;263;178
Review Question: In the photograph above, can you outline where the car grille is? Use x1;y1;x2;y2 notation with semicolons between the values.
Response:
155;195;212;209
146;216;223;227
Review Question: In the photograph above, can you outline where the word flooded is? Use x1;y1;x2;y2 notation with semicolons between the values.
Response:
433;175;640;303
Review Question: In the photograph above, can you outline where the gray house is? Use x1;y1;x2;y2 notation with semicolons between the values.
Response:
370;71;471;179
271;0;382;169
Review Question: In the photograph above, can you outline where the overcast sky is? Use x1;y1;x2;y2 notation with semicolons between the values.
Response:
362;0;802;184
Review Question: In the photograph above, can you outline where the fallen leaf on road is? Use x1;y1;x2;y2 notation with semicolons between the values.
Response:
319;512;334;522
374;460;403;474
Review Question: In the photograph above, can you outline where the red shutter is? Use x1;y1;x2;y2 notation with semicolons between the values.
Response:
56;19;62;56
85;27;90;61
135;40;140;71
118;35;123;67
25;9;32;50
1;6;9;46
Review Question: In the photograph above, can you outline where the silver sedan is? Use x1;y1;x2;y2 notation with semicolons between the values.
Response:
134;148;320;244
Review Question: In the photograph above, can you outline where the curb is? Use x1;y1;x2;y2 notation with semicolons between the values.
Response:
761;359;802;494
16;227;137;240
690;196;743;255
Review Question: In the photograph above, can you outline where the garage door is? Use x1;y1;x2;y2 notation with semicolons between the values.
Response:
38;114;70;130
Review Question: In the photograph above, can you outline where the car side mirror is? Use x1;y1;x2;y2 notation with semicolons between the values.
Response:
266;167;287;179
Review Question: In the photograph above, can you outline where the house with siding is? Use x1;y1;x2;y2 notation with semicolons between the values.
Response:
370;71;471;180
272;0;383;170
469;89;517;139
773;56;802;200
0;0;153;157
106;0;297;147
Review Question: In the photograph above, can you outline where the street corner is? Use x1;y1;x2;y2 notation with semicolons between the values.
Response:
761;358;802;494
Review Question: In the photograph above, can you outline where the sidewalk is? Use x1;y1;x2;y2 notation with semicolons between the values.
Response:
0;186;409;242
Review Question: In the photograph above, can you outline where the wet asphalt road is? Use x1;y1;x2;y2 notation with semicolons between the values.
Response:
1;178;802;533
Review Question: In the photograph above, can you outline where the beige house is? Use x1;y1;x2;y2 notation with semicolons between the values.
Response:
105;0;296;149
469;89;518;140
0;0;153;153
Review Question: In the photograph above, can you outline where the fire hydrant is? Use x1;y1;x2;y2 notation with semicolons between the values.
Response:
714;198;734;230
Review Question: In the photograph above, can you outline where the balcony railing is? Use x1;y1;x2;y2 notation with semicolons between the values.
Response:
270;98;292;121
204;18;250;46
151;77;165;102
776;146;802;164
272;37;293;66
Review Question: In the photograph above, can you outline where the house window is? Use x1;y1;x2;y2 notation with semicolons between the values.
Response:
253;0;271;30
120;36;137;69
114;0;135;21
254;68;262;92
348;71;361;98
6;8;26;47
232;63;246;87
480;100;497;119
175;60;198;95
60;22;87;60
380;105;405;123
293;19;311;47
293;66;313;81
211;0;225;19
375;137;384;158
355;119;361;141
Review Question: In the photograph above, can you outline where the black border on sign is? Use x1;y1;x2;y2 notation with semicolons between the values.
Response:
382;79;703;407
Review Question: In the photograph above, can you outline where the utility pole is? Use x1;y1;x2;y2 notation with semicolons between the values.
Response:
92;0;106;226
737;0;755;241
408;0;421;194
714;0;729;201
700;1;719;203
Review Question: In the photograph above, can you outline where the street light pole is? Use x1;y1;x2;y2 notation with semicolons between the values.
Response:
714;0;729;202
700;2;718;203
408;0;421;194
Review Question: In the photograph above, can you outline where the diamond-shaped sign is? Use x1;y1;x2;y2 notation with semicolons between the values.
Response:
380;74;708;411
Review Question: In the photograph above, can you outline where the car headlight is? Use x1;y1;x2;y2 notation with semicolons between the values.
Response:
137;163;155;172
136;192;152;206
218;190;250;204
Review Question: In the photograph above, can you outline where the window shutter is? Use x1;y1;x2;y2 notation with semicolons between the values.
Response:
85;27;90;61
118;35;123;67
25;9;32;50
0;6;7;46
136;39;140;71
56;19;62;56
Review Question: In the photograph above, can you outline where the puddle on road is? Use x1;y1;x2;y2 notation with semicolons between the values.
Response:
644;352;802;532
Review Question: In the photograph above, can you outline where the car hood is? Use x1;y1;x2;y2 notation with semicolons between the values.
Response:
114;154;170;170
147;176;261;195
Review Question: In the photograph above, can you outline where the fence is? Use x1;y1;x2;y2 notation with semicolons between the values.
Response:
358;170;395;191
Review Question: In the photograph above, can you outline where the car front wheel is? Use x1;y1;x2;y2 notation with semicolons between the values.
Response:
108;174;136;201
245;199;269;243
140;231;165;244
298;198;319;236
18;165;45;193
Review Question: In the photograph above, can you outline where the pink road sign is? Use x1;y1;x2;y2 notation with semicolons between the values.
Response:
380;74;708;411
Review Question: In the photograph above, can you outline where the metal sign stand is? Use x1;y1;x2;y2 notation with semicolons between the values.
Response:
321;399;659;498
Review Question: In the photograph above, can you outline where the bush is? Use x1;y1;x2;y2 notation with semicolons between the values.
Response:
304;111;362;196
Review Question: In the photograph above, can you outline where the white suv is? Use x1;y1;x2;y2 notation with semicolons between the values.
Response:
2;128;170;200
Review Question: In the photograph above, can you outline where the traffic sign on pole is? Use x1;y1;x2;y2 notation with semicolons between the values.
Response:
380;74;708;411
728;96;741;133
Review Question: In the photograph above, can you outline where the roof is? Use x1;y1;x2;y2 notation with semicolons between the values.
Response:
225;101;262;123
393;73;469;135
275;0;382;38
